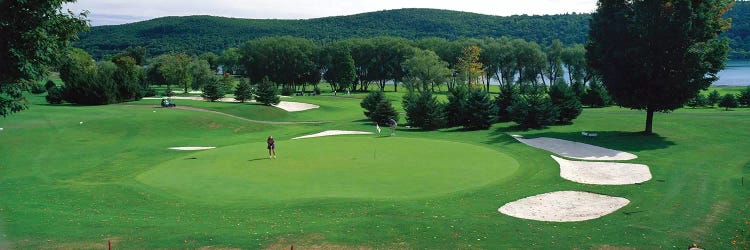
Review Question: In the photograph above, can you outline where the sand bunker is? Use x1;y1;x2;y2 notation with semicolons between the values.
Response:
498;191;630;222
143;97;319;112
292;130;373;140
274;101;319;112
511;135;637;161
551;155;652;185
168;147;216;151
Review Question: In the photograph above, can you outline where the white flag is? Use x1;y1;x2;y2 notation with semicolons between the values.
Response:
376;124;381;134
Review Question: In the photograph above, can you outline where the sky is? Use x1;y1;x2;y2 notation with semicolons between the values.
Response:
63;0;598;26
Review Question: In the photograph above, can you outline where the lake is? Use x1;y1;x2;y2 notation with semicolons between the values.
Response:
716;60;750;86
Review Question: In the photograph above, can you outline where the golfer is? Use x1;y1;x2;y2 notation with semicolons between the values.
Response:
267;136;276;159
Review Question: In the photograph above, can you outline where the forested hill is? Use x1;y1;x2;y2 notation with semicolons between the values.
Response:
74;8;590;59
75;5;749;60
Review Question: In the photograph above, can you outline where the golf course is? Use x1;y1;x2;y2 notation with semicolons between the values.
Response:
0;86;748;249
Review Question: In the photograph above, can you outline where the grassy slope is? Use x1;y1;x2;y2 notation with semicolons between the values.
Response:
0;92;748;249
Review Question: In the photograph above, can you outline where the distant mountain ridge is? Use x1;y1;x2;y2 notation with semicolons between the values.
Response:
74;6;749;59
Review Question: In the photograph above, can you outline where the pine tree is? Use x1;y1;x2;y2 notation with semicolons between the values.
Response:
707;90;721;107
464;89;496;130
403;90;445;130
371;99;399;126
718;93;739;110
445;86;469;127
201;76;225;102
686;93;708;108
234;78;253;103
738;87;750;107
255;76;280;106
361;91;386;119
549;80;582;124
494;85;517;122
508;91;560;129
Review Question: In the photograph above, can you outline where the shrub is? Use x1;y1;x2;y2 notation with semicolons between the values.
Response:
45;86;64;104
549;81;582;124
30;82;46;94
508;91;560;129
256;76;280;105
403;91;446;130
463;89;496;130
361;91;386;119
718;93;738;110
143;87;157;97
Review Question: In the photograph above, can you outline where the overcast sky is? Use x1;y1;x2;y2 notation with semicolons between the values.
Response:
64;0;598;26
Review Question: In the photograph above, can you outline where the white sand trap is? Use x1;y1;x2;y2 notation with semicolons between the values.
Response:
551;155;652;185
293;130;373;140
143;97;318;112
274;101;319;112
169;147;216;151
498;191;630;222
512;135;637;161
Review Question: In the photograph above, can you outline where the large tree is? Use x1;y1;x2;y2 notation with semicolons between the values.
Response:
0;0;88;117
402;49;452;92
586;0;733;133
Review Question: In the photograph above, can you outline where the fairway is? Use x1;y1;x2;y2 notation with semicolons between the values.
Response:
137;136;519;202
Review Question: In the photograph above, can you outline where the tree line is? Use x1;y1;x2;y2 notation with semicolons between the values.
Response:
73;4;750;61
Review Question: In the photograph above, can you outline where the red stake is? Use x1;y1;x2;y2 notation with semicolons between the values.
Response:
108;239;112;250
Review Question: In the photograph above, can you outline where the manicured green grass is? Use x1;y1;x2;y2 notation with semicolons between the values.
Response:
0;92;748;249
137;136;518;202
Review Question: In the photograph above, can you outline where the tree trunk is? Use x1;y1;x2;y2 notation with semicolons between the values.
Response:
644;107;655;134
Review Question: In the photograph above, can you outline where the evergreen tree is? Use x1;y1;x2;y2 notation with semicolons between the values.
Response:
494;85;518;122
371;99;399;126
686;93;708;108
361;91;386;119
234;78;254;103
201;76;225;102
508;91;560;129
549;80;582;124
718;93;739;110
464;88;496;130
582;81;611;107
445;86;469;127
403;91;446;130
256;76;280;105
707;90;722;106
738;86;750;107
45;86;64;104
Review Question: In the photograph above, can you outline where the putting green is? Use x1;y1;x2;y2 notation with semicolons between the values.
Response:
137;136;519;202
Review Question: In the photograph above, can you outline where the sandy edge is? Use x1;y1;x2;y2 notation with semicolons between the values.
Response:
511;135;638;161
143;97;319;112
551;155;652;185
498;191;630;222
292;130;374;140
168;146;216;151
